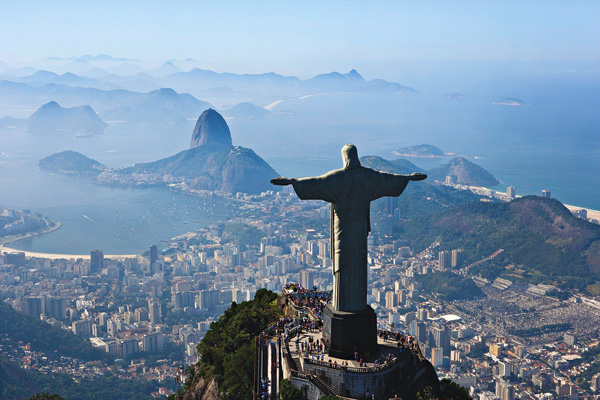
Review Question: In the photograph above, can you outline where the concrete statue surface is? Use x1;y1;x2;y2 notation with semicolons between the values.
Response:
271;144;427;357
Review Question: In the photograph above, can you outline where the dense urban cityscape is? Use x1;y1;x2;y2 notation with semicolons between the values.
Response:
2;180;600;399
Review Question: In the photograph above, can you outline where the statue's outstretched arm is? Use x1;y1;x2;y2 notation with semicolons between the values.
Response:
407;172;427;181
270;177;295;186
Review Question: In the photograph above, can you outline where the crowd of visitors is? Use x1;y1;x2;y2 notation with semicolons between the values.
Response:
285;283;332;320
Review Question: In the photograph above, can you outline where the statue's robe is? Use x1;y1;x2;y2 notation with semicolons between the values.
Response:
292;166;410;312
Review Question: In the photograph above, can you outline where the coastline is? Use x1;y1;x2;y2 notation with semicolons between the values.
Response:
0;219;138;260
0;244;138;260
454;183;600;224
0;219;63;247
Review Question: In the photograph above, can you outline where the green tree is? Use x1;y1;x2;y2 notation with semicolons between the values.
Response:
279;379;301;400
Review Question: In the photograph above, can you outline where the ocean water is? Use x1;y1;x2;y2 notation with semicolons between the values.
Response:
0;71;598;254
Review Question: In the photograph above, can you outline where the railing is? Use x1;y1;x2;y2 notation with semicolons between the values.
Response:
290;370;356;400
303;352;406;374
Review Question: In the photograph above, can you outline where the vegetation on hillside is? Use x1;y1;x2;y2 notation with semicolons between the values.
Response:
176;289;281;400
398;197;600;293
0;302;111;363
0;355;160;400
416;272;484;301
223;223;265;247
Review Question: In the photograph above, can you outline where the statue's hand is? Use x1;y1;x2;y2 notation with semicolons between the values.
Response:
270;177;293;186
409;173;427;181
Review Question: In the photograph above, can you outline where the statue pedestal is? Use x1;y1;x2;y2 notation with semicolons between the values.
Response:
322;304;378;359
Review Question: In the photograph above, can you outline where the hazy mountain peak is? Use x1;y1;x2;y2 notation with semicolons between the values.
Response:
27;101;108;136
39;100;61;110
190;109;233;149
347;69;364;81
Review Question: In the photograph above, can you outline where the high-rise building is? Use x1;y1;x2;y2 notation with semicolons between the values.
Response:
437;251;450;271
590;373;600;393
451;249;465;268
506;186;516;200
148;299;161;324
143;332;165;353
299;269;314;289
430;324;451;355
90;250;104;273
198;290;219;311
150;244;158;266
385;196;398;215
173;291;195;310
99;312;109;327
120;338;139;358
431;347;444;367
107;319;117;337
318;240;330;258
135;307;149;322
44;296;66;320
489;343;502;357
410;320;427;343
495;380;515;400
385;291;398;309
541;189;551;198
7;252;25;267
25;296;44;319
498;361;512;378
72;319;92;337
417;308;428;321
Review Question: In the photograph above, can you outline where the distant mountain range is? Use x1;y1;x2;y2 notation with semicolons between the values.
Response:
41;109;278;194
0;82;211;125
0;101;107;136
99;88;213;124
0;66;417;115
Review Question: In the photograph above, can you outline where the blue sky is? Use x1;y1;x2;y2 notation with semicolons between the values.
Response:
1;0;598;78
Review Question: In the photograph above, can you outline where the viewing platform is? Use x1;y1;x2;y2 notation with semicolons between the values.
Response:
255;286;432;400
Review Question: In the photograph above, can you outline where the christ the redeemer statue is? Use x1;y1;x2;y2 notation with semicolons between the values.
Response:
272;144;426;357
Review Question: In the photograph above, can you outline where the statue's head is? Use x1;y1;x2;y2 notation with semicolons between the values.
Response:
342;144;361;169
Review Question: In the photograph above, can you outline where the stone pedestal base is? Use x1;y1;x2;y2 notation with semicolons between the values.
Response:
322;304;377;359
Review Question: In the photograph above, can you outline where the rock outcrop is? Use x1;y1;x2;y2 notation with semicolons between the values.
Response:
182;373;220;400
94;109;278;194
190;109;233;148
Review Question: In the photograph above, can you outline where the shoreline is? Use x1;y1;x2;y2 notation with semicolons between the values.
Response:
0;244;138;260
0;219;63;247
455;183;600;223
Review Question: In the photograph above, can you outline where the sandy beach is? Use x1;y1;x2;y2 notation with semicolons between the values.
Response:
462;184;600;224
0;245;138;260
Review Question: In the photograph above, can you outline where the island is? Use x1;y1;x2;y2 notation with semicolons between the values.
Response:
41;109;279;194
39;150;107;177
393;144;446;158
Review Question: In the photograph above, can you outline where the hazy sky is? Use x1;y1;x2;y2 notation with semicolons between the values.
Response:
1;0;599;78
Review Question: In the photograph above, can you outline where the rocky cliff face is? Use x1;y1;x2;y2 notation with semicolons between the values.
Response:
182;373;220;400
95;109;278;194
190;109;233;148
